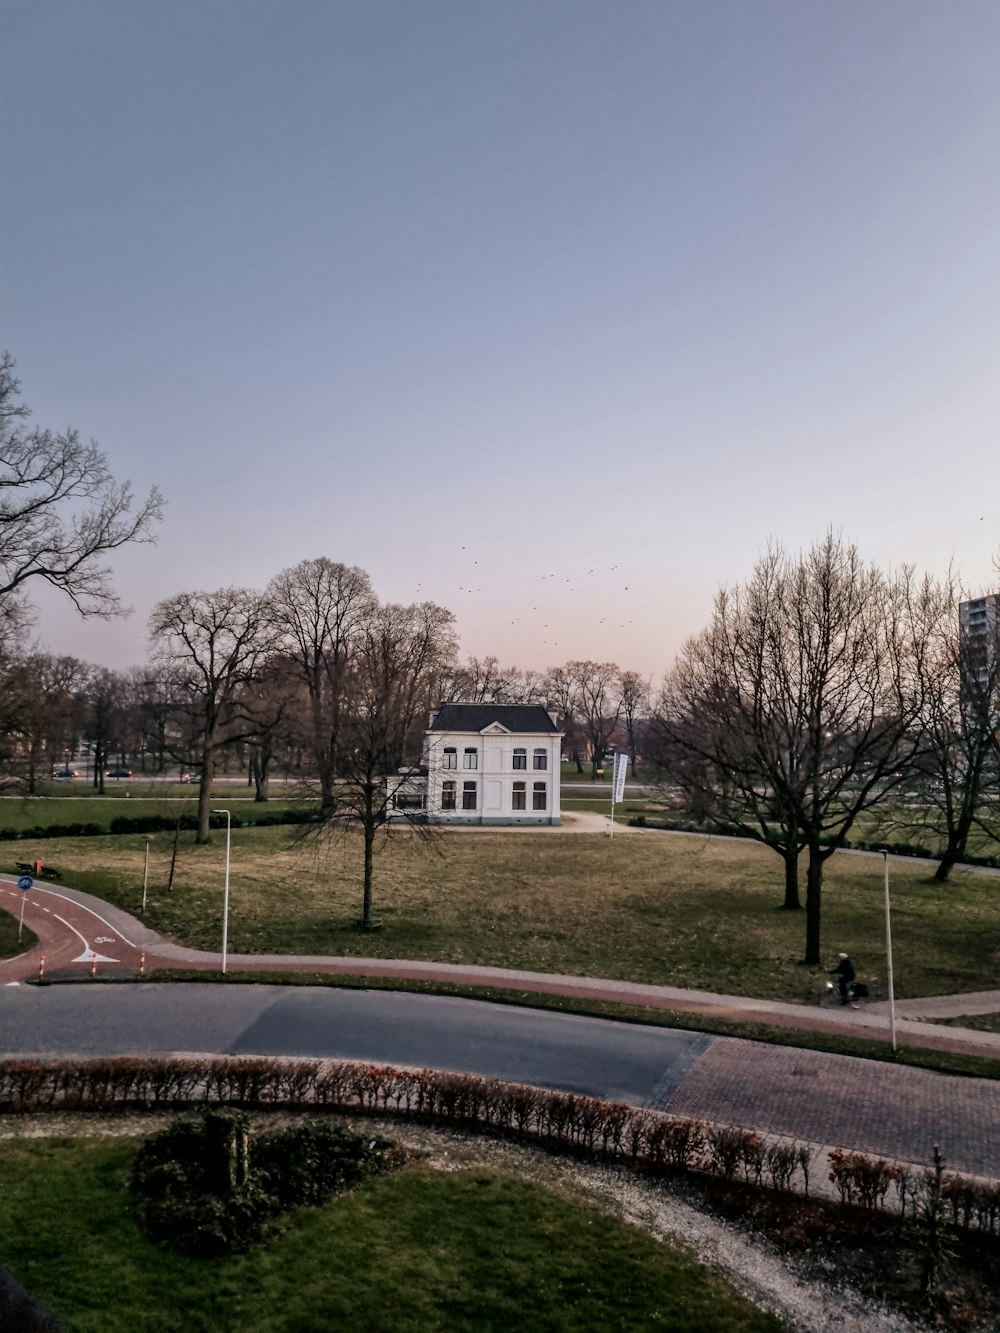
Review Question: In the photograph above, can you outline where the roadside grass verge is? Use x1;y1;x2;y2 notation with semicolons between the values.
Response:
5;825;999;1004
0;1138;783;1333
0;911;33;958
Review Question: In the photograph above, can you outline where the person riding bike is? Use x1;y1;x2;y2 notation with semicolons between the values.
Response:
830;952;856;1005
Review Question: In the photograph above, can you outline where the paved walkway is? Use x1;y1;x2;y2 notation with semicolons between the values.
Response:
2;876;999;1060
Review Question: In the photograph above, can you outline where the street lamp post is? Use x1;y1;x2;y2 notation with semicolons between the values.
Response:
882;851;898;1053
212;809;232;975
141;836;152;916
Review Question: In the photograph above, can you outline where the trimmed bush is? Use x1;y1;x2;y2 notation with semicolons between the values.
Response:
128;1108;396;1256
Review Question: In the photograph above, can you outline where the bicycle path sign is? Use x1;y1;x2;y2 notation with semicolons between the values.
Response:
17;876;33;892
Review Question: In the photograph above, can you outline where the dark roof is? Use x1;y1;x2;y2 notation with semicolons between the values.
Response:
429;703;559;735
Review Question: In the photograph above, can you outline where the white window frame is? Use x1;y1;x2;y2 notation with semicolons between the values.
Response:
443;747;458;770
533;748;547;771
512;781;526;811
463;748;479;770
462;780;477;810
532;781;547;811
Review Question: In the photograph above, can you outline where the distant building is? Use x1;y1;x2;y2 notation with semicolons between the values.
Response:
387;702;563;825
959;594;1000;688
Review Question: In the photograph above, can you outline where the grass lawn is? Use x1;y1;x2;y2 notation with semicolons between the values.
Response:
0;910;33;958
5;823;999;1003
0;1136;784;1333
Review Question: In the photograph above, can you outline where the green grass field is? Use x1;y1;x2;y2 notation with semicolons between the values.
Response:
5;820;998;1002
0;1136;783;1333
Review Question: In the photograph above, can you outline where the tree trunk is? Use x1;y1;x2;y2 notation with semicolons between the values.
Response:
781;848;801;911
933;813;973;882
361;815;375;927
250;747;270;802
803;845;823;964
196;750;216;844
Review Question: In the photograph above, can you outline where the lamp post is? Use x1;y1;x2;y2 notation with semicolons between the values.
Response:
212;809;232;975
141;836;152;917
882;851;897;1053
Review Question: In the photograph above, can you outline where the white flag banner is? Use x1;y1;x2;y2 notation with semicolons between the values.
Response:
612;751;629;804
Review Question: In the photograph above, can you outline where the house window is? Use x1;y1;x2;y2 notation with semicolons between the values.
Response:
443;747;457;769
441;780;456;811
533;748;547;770
533;782;547;811
463;748;478;770
462;781;477;810
512;781;526;811
512;748;527;770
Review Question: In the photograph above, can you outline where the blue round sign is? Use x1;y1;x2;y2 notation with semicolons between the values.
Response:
17;876;33;892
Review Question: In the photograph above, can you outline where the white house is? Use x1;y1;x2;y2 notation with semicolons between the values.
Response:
388;702;563;825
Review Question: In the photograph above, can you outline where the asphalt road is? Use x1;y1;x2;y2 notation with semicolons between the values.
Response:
0;983;711;1108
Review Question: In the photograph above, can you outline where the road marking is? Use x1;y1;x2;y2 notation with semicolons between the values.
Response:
33;888;139;948
71;949;120;964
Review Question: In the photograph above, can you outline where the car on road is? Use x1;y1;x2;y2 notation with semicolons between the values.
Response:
54;768;78;779
181;772;201;784
107;767;132;778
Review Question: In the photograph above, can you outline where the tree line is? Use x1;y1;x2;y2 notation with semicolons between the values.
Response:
3;356;998;958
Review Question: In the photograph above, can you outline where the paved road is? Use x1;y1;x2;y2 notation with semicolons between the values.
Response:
0;983;711;1107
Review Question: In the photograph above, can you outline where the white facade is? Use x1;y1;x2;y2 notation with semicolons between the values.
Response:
389;703;562;825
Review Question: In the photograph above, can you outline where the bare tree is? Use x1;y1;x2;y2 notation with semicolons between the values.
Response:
543;665;584;772
83;667;130;792
566;660;622;777
332;600;457;928
617;669;650;775
654;536;932;963
241;656;306;802
267;558;375;815
2;652;88;791
0;354;163;617
650;593;808;911
149;588;276;842
443;655;524;703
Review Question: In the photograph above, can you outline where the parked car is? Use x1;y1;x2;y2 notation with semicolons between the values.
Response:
107;767;132;778
54;768;78;779
181;771;201;784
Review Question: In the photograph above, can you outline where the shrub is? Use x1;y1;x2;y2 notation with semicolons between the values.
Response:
706;1126;752;1180
828;1149;900;1209
128;1108;397;1256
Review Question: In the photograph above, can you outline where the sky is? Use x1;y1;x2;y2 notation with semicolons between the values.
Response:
2;0;999;682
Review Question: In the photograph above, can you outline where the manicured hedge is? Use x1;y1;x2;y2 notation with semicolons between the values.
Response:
0;1053;995;1238
0;809;320;842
